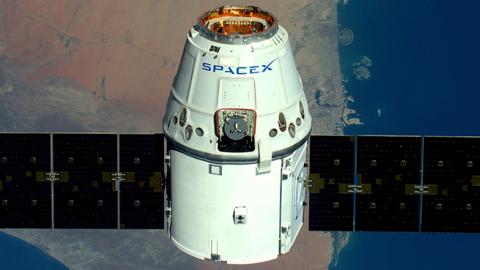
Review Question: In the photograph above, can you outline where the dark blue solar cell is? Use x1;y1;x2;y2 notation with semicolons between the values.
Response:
0;133;51;228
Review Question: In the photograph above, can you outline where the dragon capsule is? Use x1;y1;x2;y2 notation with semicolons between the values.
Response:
163;5;312;264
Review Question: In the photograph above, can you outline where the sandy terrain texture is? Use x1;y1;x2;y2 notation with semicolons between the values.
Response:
0;0;348;269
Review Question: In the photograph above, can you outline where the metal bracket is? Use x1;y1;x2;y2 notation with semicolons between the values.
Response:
165;206;172;218
282;159;293;179
112;172;126;191
164;154;171;166
347;184;363;193
282;167;292;177
233;206;248;224
281;225;291;238
305;179;313;188
45;172;59;182
165;206;172;235
257;139;272;174
207;240;225;262
210;254;222;262
414;185;429;194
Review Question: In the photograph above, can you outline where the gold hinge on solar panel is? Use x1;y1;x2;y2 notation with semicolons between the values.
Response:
45;172;59;182
305;179;313;188
347;184;363;193
112;173;126;192
414;185;429;194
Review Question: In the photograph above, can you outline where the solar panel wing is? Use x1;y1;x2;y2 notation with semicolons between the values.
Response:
355;136;421;232
309;135;355;231
119;134;164;229
422;137;480;232
53;134;117;228
0;133;51;228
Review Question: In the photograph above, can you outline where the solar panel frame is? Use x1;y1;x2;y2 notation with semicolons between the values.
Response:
309;135;355;231
0;133;51;228
119;134;165;229
355;136;422;232
53;134;118;229
2;132;479;234
422;136;480;232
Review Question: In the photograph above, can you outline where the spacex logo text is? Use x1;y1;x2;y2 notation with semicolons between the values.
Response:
201;58;278;75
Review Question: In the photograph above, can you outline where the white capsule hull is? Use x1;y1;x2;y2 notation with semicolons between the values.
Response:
163;6;312;264
168;141;307;264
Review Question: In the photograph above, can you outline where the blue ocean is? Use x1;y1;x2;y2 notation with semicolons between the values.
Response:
342;0;480;136
334;1;480;270
0;232;67;269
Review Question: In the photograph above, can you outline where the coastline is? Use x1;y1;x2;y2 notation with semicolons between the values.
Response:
0;0;349;269
326;1;357;267
0;232;67;269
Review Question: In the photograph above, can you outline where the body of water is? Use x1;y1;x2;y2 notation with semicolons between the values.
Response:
331;232;479;270
0;232;67;270
334;1;480;270
342;0;480;136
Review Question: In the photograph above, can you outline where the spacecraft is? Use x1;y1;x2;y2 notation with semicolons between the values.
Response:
162;6;311;263
0;5;480;265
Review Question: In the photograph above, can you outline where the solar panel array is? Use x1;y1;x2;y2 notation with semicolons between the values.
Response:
309;135;480;233
0;133;165;229
1;133;478;233
422;137;480;232
0;134;51;228
309;136;354;231
355;136;421;232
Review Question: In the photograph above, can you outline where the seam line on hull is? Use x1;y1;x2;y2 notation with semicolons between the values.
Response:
164;128;311;165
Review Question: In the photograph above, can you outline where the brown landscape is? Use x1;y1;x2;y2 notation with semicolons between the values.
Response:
0;0;348;269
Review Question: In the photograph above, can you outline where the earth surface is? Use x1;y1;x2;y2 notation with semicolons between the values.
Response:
0;0;354;269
